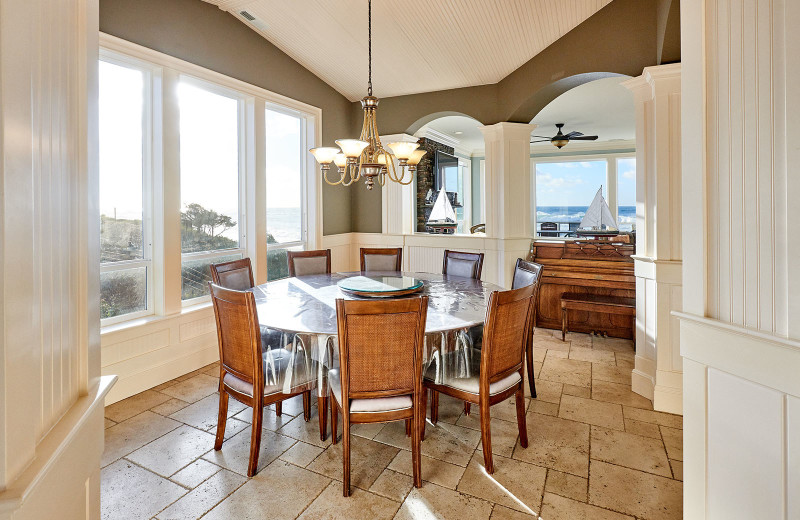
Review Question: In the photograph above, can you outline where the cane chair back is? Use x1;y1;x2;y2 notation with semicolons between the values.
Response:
211;258;255;291
481;284;536;383
209;283;263;390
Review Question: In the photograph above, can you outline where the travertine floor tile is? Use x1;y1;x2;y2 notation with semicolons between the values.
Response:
569;347;615;364
590;426;671;477
624;418;662;439
559;394;624;431
660;426;683;461
387;450;466;490
562;384;591;399
545;469;588;502
456;414;523;458
541;492;634;520
622;407;683;429
102;411;181;467
233;405;291;431
160;374;220;403
151;398;191;416
202;426;296;476
307;434;399;490
564;332;593;348
170;459;221;489
368;468;414;502
101;459;186;520
105;390;173;423
545;349;568;360
104;418;116;429
299;482;400;519
376;420;480;467
591;336;635;352
591;380;653;409
588;461;683;520
669;459;683;481
591;364;633;385
512;413;589;478
395;482;493;520
428;393;466;424
490;504;537;519
533;335;571;352
278;414;332;448
127;424;217;477
531;379;563;404
457;452;546;514
539;358;592;388
156;469;246;520
528;399;559;416
168;393;247;431
202;459;329;520
279;441;324;467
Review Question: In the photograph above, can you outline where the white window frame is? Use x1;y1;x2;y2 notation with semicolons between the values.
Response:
530;151;635;238
98;52;158;326
99;33;322;326
178;74;249;306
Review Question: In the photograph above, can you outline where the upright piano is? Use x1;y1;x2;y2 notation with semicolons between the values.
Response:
528;240;636;339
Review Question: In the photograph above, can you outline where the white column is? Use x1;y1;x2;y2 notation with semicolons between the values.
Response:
479;123;536;287
380;133;417;236
622;64;683;414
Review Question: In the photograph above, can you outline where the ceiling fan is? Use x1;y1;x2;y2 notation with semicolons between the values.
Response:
530;123;598;149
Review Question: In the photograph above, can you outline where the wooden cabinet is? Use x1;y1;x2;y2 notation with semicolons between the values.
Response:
528;240;635;339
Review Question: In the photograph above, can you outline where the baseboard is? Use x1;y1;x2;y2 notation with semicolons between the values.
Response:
654;384;683;415
631;368;655;400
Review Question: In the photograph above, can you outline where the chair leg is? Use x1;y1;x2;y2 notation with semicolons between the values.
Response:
464;402;471;415
515;385;529;448
431;390;439;425
411;408;422;488
318;395;328;441
342;413;351;497
303;390;311;422
276;401;282;416
479;398;494;474
330;396;338;445
526;340;537;399
247;399;264;477
214;390;229;450
405;418;412;436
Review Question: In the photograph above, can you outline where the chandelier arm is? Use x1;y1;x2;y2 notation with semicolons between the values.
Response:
323;168;346;186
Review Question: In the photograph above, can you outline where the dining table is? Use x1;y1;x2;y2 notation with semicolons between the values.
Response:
251;271;505;398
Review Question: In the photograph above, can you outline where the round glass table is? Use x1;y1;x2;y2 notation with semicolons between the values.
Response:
251;271;504;396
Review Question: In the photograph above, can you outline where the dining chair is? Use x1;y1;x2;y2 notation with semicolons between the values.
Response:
209;283;315;477
329;296;428;496
424;283;535;474
288;249;332;277
442;250;485;280
211;257;290;417
359;247;402;272
511;258;544;398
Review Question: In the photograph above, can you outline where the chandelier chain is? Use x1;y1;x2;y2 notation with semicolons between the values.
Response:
367;0;372;96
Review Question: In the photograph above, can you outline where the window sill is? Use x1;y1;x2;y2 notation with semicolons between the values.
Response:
100;300;213;336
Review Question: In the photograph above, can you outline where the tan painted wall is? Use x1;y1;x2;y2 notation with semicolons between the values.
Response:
99;0;354;235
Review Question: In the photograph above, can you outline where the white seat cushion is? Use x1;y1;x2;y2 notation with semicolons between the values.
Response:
425;366;521;396
223;349;315;398
328;369;412;413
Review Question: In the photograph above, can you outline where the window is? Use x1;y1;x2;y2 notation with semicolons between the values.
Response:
535;160;608;237
617;157;636;232
265;107;306;280
99;60;152;322
179;80;244;300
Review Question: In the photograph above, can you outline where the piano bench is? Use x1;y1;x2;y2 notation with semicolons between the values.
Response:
560;293;636;342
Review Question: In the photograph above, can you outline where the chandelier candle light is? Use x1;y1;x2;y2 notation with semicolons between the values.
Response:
308;0;425;190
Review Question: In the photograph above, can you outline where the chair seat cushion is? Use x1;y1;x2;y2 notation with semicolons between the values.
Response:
223;349;315;398
328;369;412;413
424;364;521;396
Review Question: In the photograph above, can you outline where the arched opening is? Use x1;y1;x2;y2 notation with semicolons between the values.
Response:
404;110;485;137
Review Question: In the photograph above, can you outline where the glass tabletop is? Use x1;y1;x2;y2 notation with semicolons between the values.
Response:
337;274;424;294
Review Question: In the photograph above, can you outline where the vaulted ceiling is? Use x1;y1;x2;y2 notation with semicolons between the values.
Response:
202;0;613;101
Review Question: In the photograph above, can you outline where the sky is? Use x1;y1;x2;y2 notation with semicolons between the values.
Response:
535;158;636;207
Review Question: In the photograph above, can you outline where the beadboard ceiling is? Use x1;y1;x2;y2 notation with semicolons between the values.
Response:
203;0;613;101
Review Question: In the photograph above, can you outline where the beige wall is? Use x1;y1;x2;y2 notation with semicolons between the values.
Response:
100;0;354;235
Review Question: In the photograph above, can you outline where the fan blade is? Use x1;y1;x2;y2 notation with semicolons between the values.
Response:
530;135;554;139
529;139;551;143
568;135;598;141
564;131;584;138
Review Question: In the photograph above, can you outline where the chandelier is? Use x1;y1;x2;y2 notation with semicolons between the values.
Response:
308;0;426;190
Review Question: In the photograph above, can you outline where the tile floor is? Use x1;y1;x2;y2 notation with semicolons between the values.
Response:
102;329;683;520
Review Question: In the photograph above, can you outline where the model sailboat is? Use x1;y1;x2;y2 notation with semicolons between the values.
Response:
426;188;458;234
576;187;619;237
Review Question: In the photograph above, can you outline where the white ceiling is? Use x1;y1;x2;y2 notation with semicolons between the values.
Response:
417;77;635;154
530;76;636;145
203;0;613;101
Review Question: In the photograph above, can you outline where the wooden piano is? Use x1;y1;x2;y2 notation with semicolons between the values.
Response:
528;240;636;339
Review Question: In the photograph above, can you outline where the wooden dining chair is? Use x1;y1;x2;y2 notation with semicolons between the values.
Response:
442;250;485;280
359;247;402;272
211;257;290;417
288;249;332;277
511;258;544;398
424;283;535;474
329;296;428;496
209;283;315;476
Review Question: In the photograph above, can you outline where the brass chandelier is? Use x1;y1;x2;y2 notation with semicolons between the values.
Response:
308;0;425;190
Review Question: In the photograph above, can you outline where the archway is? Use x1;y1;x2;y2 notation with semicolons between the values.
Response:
404;110;485;137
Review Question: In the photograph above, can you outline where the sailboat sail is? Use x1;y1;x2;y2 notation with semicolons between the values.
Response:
579;187;618;230
428;189;457;223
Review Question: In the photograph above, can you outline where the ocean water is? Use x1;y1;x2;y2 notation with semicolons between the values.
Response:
537;205;636;232
267;207;302;243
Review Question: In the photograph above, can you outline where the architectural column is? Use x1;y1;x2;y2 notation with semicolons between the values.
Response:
622;64;682;414
379;133;417;236
479;123;536;287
